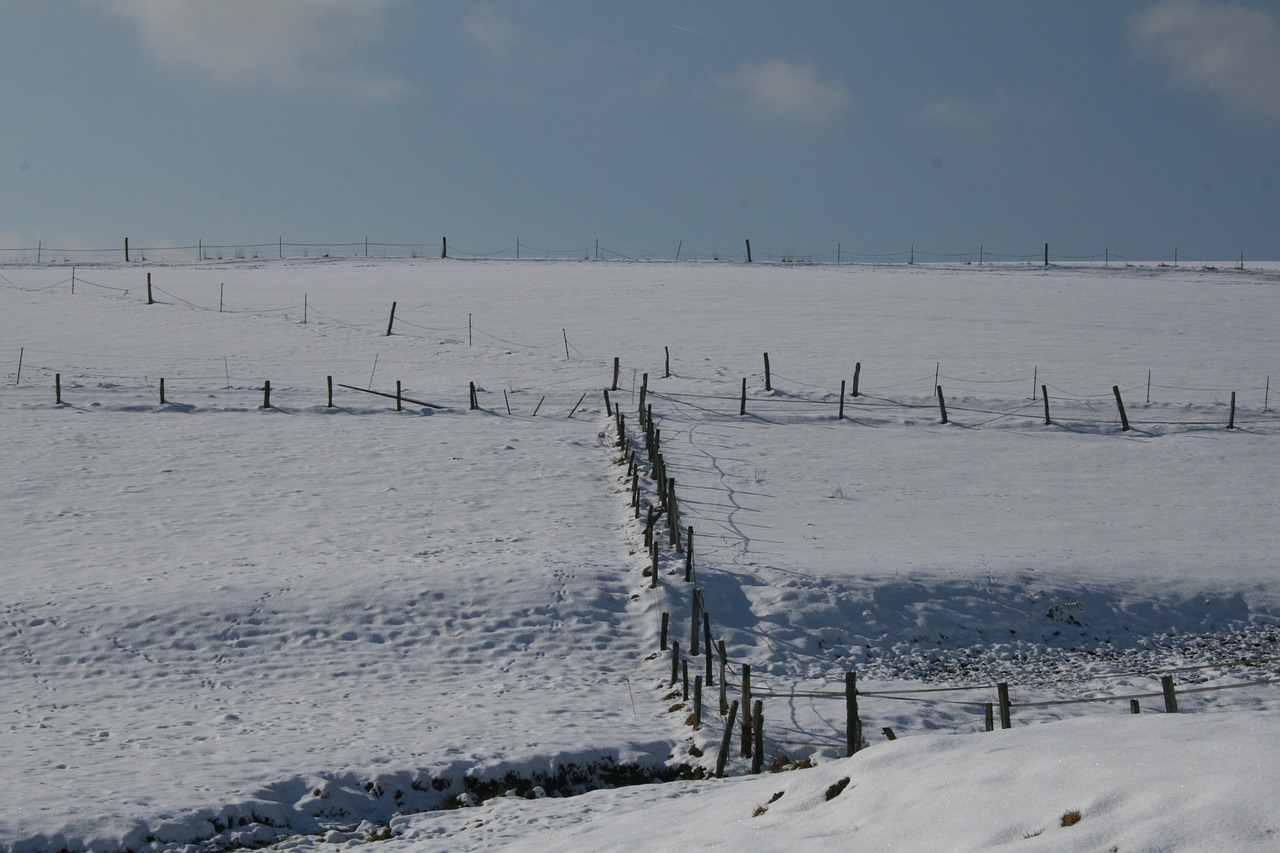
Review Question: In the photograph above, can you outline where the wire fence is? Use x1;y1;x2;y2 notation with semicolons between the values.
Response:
0;237;1261;268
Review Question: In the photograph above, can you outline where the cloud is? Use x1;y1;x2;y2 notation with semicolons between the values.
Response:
463;6;519;57
1130;0;1280;122
716;59;851;125
93;0;408;102
916;89;1058;131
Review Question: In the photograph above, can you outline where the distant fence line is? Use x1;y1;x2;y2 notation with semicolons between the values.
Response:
0;237;1256;267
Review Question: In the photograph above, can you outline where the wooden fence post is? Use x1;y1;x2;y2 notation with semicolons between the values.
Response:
651;543;658;588
1130;699;1141;714
984;703;994;732
740;378;747;416
690;588;701;656
740;663;753;757
262;380;271;409
1161;675;1179;713
704;618;713;686
693;675;703;730
612;357;620;391
997;682;1011;728
441;236;447;259
750;701;764;774
745;239;752;263
660;611;668;650
852;362;861;397
469;382;478;410
55;373;62;404
603;389;612;417
763;353;771;392
670;641;680;686
1227;391;1236;429
716;700;739;778
664;346;671;379
682;660;689;702
146;272;154;305
718;640;728;715
327;375;334;408
1113;385;1130;431
839;380;846;419
936;385;948;424
396;380;403;412
385;301;397;336
684;526;694;582
1042;384;1050;425
846;671;861;756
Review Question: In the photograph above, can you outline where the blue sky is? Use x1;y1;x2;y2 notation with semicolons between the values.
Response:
3;0;1278;261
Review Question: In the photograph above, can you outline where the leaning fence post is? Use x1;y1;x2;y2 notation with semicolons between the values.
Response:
385;301;397;336
997;682;1012;729
936;385;948;424
716;700;739;778
1113;385;1130;431
1161;675;1179;713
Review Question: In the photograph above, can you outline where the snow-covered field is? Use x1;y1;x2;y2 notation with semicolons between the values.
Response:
2;259;1277;851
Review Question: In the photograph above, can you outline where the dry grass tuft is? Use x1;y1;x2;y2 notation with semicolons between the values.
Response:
1060;808;1083;827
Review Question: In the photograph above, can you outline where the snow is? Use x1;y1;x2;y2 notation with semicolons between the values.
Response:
2;258;1277;852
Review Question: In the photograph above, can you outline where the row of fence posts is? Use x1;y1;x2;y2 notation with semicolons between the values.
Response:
617;365;1198;777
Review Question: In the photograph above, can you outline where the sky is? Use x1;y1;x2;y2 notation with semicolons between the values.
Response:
2;0;1278;262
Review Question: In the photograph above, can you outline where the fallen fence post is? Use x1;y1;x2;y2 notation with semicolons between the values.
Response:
882;727;897;741
335;383;444;409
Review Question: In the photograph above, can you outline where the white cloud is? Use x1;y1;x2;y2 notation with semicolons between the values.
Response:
916;89;1058;131
93;0;408;102
1130;0;1280;122
716;59;851;125
463;6;519;57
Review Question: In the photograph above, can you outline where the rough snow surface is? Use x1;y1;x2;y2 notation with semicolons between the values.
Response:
1;259;1277;852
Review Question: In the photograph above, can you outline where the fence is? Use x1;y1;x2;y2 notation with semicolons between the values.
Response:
0;237;1258;267
613;373;1278;777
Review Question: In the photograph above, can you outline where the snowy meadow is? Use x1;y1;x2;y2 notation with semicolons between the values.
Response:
2;259;1278;851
